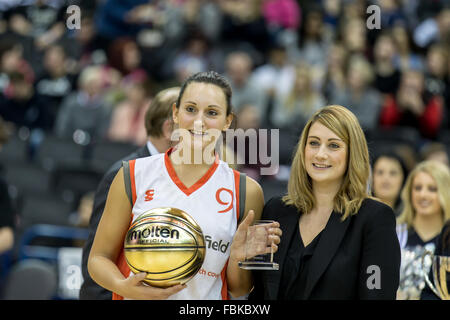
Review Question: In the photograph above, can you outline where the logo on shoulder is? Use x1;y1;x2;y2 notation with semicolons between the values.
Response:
145;189;155;201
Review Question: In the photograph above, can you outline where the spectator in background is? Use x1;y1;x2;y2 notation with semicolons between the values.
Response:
225;51;267;117
331;54;382;132
0;35;34;94
177;0;223;44
377;0;406;28
379;69;444;139
3;0;67;49
414;0;448;22
396;160;450;299
322;41;348;102
392;24;424;72
218;0;271;54
373;32;401;96
270;62;325;131
102;37;144;105
0;71;48;131
419;142;449;167
261;0;301;41
64;12;104;70
321;0;341;37
340;0;366;20
424;43;448;99
446;49;450;129
250;44;296;121
28;0;67;52
235;103;262;132
69;191;95;229
94;0;156;50
371;152;408;216
0;116;15;258
35;44;76;131
107;76;153;146
230;102;266;181
294;7;329;88
339;17;368;56
413;7;450;49
54;65;112;143
173;30;211;83
107;37;146;81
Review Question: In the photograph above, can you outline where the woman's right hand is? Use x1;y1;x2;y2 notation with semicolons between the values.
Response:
117;272;187;300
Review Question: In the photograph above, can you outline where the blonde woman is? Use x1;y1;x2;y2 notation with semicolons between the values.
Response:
270;63;325;130
396;161;450;299
250;105;400;300
397;161;450;248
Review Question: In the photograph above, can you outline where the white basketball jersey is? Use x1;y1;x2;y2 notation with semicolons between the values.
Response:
113;148;244;300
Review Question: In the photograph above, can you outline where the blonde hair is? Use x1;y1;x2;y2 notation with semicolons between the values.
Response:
397;161;450;227
285;63;317;113
282;105;371;220
348;54;374;85
77;65;102;88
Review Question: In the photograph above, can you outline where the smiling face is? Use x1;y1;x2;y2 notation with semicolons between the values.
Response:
373;157;404;204
173;82;233;152
304;121;348;188
411;171;442;218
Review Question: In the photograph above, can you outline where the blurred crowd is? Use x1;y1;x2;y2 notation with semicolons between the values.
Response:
0;0;448;145
0;0;449;300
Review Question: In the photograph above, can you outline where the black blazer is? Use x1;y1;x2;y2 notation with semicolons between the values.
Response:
80;145;151;300
250;197;401;300
420;222;450;300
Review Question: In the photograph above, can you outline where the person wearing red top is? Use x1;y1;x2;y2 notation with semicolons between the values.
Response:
379;69;443;139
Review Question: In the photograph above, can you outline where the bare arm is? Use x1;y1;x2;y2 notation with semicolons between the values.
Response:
87;167;185;299
227;176;280;298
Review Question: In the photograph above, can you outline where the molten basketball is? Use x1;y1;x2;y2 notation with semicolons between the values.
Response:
124;207;206;287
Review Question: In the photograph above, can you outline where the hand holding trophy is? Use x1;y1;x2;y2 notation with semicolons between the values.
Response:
235;211;281;270
421;251;450;300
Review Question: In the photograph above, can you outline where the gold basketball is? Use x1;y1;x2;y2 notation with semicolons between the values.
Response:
124;207;206;287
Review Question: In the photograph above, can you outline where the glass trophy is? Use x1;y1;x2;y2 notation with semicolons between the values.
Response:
238;220;279;270
422;251;450;300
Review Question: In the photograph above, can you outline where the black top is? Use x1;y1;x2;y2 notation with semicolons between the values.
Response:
406;227;440;248
249;197;400;300
420;223;450;300
0;166;14;230
278;225;323;299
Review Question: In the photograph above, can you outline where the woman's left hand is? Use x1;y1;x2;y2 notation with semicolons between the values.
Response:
229;210;282;262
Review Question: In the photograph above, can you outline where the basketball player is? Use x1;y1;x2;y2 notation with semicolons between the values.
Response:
88;71;281;300
80;87;180;300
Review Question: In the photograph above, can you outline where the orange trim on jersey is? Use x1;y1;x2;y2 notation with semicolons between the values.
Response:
221;260;229;300
112;213;134;300
164;147;220;196
233;170;240;224
129;159;137;205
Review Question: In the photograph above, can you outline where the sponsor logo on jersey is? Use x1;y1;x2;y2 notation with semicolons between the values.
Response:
215;188;233;213
144;189;155;201
204;235;230;253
